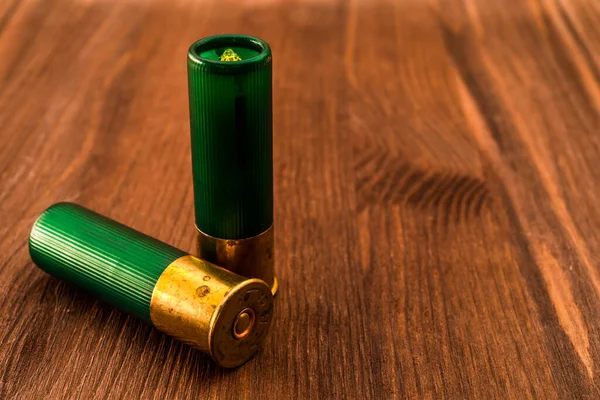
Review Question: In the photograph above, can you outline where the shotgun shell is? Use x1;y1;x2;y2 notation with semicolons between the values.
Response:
187;34;277;294
29;202;273;368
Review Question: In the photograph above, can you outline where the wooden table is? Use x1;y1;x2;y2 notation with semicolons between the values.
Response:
1;0;599;398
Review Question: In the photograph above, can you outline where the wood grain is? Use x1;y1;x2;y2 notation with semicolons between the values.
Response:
1;0;599;398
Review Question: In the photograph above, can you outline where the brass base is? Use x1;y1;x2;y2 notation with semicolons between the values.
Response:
270;276;279;296
196;226;278;295
150;255;274;368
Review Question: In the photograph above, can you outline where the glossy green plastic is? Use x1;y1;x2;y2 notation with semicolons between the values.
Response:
29;203;185;323
188;34;273;240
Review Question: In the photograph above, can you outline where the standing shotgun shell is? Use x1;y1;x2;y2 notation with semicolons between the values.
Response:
29;202;273;368
187;34;277;294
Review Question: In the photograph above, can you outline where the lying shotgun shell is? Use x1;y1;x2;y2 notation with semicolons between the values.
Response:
28;202;273;368
187;34;277;295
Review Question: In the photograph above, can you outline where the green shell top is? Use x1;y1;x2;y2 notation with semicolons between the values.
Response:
29;203;186;323
187;34;273;240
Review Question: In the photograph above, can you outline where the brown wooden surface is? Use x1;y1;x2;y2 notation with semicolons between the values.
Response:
1;0;599;398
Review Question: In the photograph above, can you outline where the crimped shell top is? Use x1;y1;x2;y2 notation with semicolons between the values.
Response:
188;35;272;75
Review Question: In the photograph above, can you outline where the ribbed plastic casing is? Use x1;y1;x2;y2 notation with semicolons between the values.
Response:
29;203;186;323
188;34;273;240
